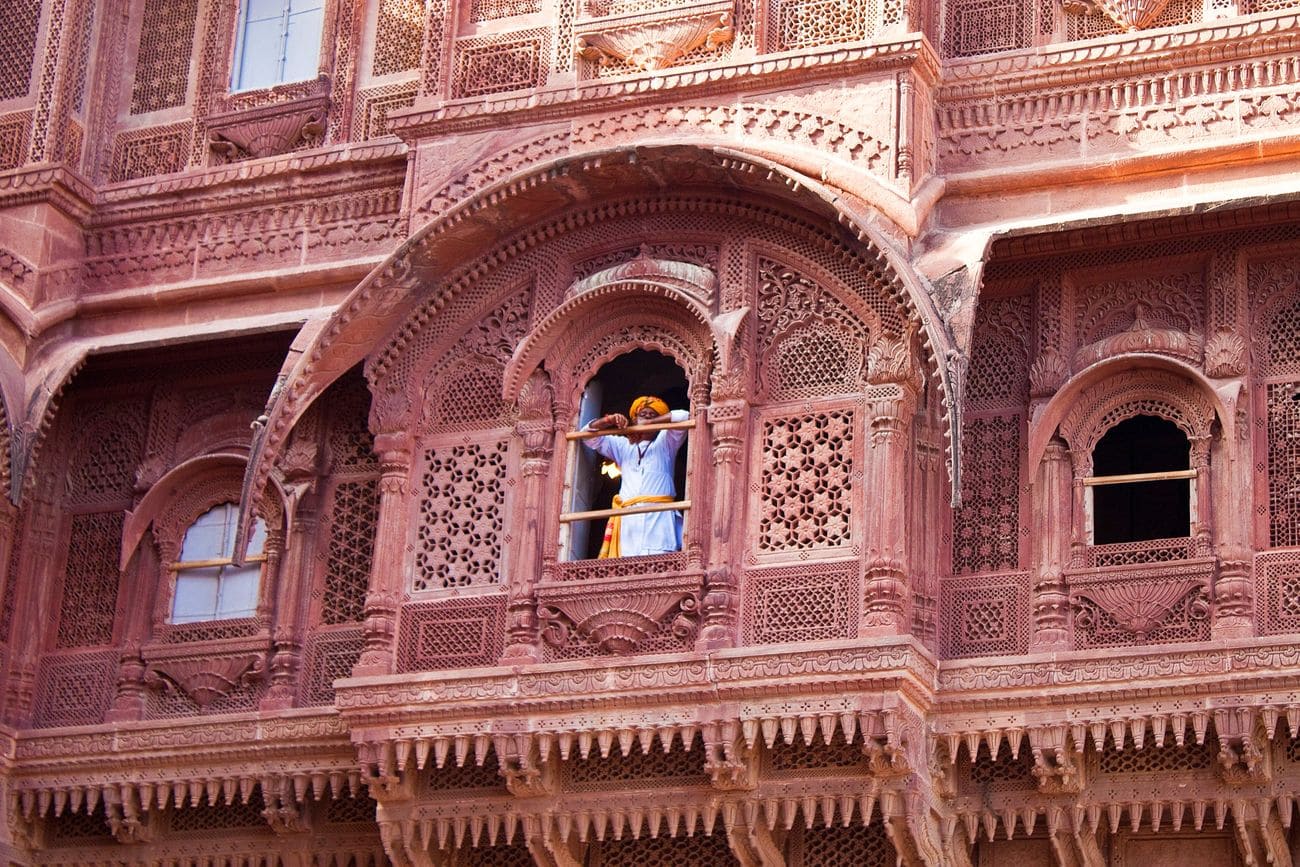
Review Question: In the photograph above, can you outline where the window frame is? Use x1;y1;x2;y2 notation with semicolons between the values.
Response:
229;0;326;93
559;414;697;562
168;502;269;624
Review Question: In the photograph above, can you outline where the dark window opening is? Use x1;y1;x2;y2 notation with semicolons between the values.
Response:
1090;414;1192;545
568;350;689;561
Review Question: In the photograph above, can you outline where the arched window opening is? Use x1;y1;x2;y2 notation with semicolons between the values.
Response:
171;503;267;623
1087;415;1194;545
563;350;691;561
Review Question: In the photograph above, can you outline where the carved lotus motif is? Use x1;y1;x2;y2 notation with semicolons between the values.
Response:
577;11;733;72
1073;304;1202;369
541;590;696;652
1073;578;1206;638
1067;0;1172;29
146;655;264;708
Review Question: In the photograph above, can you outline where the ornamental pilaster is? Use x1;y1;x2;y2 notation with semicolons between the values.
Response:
354;432;413;677
503;369;556;663
861;378;918;636
263;494;317;709
697;398;748;650
1031;437;1072;651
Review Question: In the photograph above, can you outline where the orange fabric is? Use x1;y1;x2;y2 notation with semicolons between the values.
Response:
628;396;669;419
597;494;674;558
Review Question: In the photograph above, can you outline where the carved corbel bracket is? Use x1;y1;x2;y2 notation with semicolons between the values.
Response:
703;721;757;791
144;654;265;708
1027;726;1085;794
1213;707;1271;785
207;89;329;162
493;733;557;798
1071;578;1209;642
537;574;702;654
576;9;733;72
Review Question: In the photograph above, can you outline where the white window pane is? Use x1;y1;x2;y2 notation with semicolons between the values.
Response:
180;505;231;560
246;0;285;19
217;566;261;618
234;17;284;90
281;5;323;84
248;517;268;557
173;569;220;623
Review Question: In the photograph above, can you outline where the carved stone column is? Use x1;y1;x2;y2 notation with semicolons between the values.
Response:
1031;437;1072;651
1190;435;1213;557
353;432;413;677
2;485;60;724
861;380;918;636
503;370;555;663
1212;393;1255;638
697;398;746;650
263;499;317;709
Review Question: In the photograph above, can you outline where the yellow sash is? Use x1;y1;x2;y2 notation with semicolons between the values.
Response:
598;495;674;559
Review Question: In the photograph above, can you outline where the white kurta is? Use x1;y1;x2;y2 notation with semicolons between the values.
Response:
584;409;689;556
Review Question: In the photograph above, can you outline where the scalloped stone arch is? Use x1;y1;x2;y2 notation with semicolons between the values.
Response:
504;277;716;409
1039;359;1223;476
240;144;960;540
123;453;285;570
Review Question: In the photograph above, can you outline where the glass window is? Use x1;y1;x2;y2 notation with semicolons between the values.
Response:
230;0;325;92
171;503;267;623
1086;415;1194;544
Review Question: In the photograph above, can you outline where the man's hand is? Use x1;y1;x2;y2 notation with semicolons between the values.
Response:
592;413;629;430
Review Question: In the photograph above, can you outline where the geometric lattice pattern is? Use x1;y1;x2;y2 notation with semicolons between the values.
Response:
413;439;508;591
768;731;864;774
110;122;191;182
430;360;509;430
353;82;418;140
299;627;365;706
1099;741;1213;774
0;0;41;101
320;479;378;625
471;0;542;20
594;825;741;867
55;511;124;648
65;410;146;505
168;797;267;832
792;821;896;867
0;111;31;172
451;31;548;99
1267;381;1300;549
742;565;858;644
1256;551;1300;636
396;596;507;672
373;0;427;77
768;0;877;52
942;0;1031;57
757;409;855;553
963;742;1035;788
953;414;1022;575
31;649;118;728
129;0;198;114
565;738;708;791
939;572;1031;659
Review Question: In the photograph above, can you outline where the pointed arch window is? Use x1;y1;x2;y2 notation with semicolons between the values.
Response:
170;503;267;623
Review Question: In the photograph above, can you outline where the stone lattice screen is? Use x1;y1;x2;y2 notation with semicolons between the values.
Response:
940;294;1030;659
1252;258;1300;635
129;0;199;114
0;0;41;103
300;375;378;705
32;397;146;728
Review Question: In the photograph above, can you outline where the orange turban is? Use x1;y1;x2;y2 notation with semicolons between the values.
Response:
628;396;669;418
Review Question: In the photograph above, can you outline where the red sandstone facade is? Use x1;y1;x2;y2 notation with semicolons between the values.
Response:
0;0;1299;864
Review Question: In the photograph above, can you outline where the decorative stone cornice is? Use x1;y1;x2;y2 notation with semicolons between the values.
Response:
7;710;358;826
388;36;937;137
